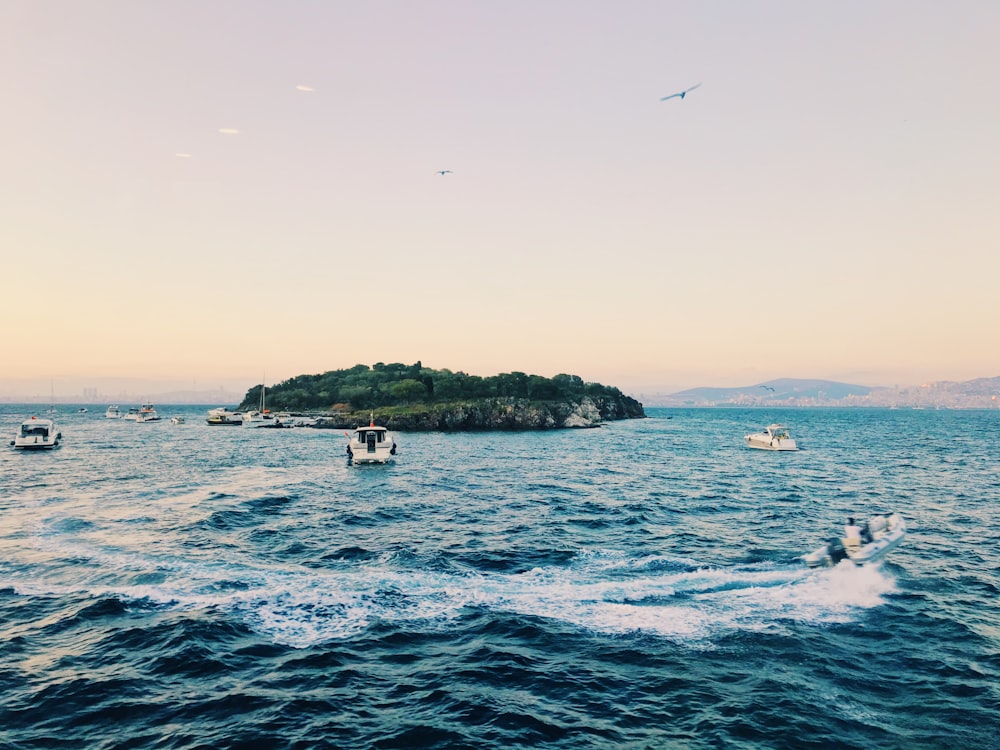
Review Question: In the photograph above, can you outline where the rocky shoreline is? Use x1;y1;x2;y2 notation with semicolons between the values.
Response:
309;396;645;431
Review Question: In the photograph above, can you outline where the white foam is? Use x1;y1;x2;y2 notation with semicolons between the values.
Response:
1;543;898;648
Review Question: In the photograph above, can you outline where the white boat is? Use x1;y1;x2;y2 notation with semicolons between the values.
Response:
10;416;61;450
105;405;121;419
744;423;798;451
274;412;316;428
122;407;141;421
803;513;907;568
135;403;160;422
206;407;243;426
243;381;278;428
346;416;397;464
170;416;185;424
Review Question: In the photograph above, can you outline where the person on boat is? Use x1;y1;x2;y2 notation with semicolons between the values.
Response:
860;520;873;544
844;517;863;545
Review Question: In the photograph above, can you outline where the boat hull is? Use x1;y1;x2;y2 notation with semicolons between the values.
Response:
12;438;60;450
745;435;798;451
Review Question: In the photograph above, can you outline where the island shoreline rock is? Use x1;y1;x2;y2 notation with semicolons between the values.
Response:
308;396;645;431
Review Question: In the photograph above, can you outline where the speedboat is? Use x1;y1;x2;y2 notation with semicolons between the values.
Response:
745;423;798;451
105;405;121;419
803;513;906;567
346;416;397;464
122;407;140;421
170;416;185;424
10;416;61;450
135;403;160;422
206;407;243;426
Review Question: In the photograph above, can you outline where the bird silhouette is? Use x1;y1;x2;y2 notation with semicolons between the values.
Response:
660;83;701;101
436;170;453;176
759;385;775;392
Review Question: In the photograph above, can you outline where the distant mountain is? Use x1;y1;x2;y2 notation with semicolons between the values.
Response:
660;378;870;406
645;376;1000;408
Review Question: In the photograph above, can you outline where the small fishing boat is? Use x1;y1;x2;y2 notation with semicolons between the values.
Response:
744;423;798;451
10;416;61;450
803;513;907;567
346;415;397;464
105;405;121;419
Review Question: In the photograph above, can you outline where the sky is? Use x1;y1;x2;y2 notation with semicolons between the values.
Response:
2;1;998;399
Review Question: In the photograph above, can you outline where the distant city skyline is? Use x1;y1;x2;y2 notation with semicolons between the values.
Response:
3;3;998;393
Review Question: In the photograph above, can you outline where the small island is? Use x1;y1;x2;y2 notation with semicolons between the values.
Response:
238;362;645;430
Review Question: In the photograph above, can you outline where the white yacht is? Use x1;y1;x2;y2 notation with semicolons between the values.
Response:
803;513;906;568
207;407;243;426
105;405;121;419
744;424;798;451
346;416;397;464
122;407;141;421
11;416;61;450
135;403;160;422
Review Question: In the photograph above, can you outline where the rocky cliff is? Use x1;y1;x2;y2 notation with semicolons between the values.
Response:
312;395;645;431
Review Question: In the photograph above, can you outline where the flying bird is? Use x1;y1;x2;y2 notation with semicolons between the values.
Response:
759;385;775;392
436;170;453;176
660;83;701;101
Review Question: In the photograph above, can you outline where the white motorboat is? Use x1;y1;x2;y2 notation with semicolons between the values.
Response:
206;407;243;426
803;513;907;568
122;407;141;421
170;416;185;425
105;405;121;419
346;416;397;464
10;416;61;450
135;403;160;422
745;424;798;451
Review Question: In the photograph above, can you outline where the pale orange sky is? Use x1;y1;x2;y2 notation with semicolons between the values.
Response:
2;2;998;397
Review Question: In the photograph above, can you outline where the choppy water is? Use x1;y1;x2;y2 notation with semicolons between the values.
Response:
1;405;998;749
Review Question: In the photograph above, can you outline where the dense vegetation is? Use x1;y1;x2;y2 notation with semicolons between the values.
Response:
240;362;641;415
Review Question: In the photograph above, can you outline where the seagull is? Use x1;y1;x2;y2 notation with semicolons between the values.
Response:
759;385;775;392
436;170;453;176
660;83;701;101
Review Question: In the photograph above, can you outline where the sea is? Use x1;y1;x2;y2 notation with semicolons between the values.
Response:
1;405;997;749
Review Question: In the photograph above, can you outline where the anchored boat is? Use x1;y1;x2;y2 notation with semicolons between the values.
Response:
745;424;798;451
346;415;397;464
11;416;61;450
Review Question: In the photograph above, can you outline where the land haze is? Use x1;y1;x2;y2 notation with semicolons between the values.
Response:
2;374;998;410
641;376;1000;409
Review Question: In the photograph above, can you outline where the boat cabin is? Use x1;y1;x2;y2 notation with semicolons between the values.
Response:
355;427;390;453
20;420;53;439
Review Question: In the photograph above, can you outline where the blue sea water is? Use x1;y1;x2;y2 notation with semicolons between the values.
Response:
1;405;998;749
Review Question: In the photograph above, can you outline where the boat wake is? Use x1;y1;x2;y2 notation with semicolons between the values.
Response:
3;545;898;648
